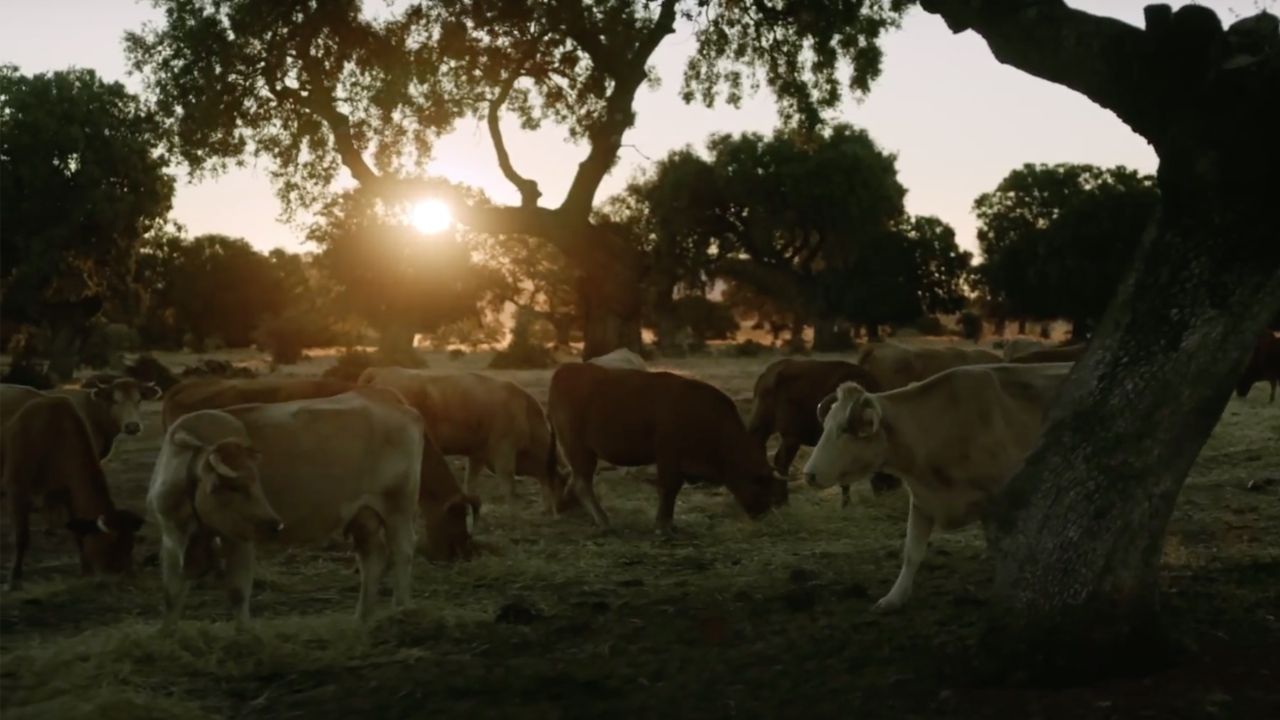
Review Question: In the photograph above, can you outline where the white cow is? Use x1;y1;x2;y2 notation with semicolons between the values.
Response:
802;363;1072;610
587;348;649;371
148;388;424;626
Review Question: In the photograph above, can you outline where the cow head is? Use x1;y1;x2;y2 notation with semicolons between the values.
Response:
803;382;888;490
85;376;162;436
729;464;790;520
66;509;146;575
172;431;283;543
421;493;481;561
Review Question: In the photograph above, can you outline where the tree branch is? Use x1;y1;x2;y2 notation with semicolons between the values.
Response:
487;73;543;208
559;0;678;218
919;0;1163;140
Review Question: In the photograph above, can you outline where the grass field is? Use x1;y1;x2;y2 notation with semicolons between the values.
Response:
2;349;1278;719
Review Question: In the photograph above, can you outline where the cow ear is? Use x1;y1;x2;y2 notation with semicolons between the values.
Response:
140;383;162;401
90;385;114;403
66;518;104;536
844;398;881;437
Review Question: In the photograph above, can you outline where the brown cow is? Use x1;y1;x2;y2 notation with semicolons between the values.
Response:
2;377;161;462
548;363;788;532
1237;332;1279;402
855;342;1002;391
1008;343;1088;364
746;359;901;503
357;368;564;513
161;376;478;561
2;395;144;589
162;377;354;428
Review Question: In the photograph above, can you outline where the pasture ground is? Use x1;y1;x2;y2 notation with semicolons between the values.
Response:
2;349;1278;720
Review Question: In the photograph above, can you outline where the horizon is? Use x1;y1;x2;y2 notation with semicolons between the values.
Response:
0;1;1257;255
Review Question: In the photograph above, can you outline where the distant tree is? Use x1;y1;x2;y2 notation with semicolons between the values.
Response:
476;233;580;349
0;65;173;379
128;0;912;358
168;234;290;350
310;189;497;363
974;163;1157;340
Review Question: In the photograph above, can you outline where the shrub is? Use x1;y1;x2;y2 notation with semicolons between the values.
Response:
254;311;330;366
448;348;466;361
82;322;142;369
0;359;55;390
911;315;947;336
488;342;556;369
732;339;766;357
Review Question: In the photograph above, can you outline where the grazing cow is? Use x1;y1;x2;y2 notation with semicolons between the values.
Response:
588;348;649;371
747;359;900;502
1008;343;1088;364
160;376;478;561
855;342;1002;391
802;363;1072;610
357;368;563;513
548;363;788;532
162;377;353;428
1002;338;1046;361
1237;332;1280;402
1;376;161;461
149;389;423;626
2;396;145;589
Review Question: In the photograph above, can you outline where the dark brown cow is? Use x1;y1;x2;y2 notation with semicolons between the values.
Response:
747;359;902;504
162;377;354;428
161;376;479;561
2;395;144;589
1008;343;1088;364
2;376;161;461
1237;332;1279;402
548;363;788;532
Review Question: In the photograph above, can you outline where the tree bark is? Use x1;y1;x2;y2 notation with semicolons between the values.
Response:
919;0;1280;681
377;322;420;367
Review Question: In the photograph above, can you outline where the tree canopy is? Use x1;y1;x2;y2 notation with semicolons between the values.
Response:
974;163;1157;336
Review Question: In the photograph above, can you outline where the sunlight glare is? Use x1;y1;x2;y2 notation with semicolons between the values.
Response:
410;199;453;235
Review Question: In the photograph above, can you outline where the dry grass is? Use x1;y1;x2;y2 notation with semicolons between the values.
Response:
2;350;1278;719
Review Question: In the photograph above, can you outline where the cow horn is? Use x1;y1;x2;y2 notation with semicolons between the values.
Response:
96;515;111;534
208;450;240;478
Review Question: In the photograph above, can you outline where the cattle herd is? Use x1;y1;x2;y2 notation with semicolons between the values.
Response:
1;334;1276;624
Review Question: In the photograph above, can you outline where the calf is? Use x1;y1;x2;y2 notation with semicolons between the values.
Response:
747;358;900;504
149;389;423;626
2;376;161;461
1236;332;1279;402
358;368;562;513
803;363;1072;610
2;395;144;589
548;363;788;532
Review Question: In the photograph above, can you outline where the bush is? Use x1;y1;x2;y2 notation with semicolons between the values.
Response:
1;359;55;390
911;315;947;336
448;348;466;361
959;311;985;342
254;311;330;366
489;342;557;369
732;339;766;357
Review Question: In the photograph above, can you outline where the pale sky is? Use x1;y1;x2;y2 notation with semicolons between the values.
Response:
0;1;1260;255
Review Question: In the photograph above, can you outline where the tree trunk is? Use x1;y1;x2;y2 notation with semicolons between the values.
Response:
551;316;572;349
377;322;420;367
993;316;1007;337
1016;318;1027;335
571;228;644;361
867;323;882;341
813;319;853;352
46;323;82;384
786;319;807;354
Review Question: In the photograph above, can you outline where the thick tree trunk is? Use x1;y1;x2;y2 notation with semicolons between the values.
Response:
569;226;644;361
813;319;853;352
46;324;82;384
786;319;807;353
377;322;420;367
1016;318;1027;335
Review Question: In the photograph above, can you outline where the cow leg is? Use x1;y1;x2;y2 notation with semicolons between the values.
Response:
653;465;684;535
160;535;190;628
491;447;519;503
1270;379;1276;403
464;455;485;494
772;439;800;478
347;507;388;623
839;483;853;509
874;500;934;611
221;538;255;629
5;496;31;591
565;454;609;529
384;513;415;610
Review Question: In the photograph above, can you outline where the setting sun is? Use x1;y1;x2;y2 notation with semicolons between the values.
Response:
409;199;453;235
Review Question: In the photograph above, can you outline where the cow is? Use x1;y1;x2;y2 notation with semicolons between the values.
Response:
746;358;901;503
1001;338;1046;361
148;388;424;626
357;367;563;513
802;363;1073;610
855;342;1002;391
1008;343;1088;364
588;348;649;371
1237;332;1280;402
160;376;478;561
548;363;788;532
162;377;353;428
1;376;161;462
2;395;145;589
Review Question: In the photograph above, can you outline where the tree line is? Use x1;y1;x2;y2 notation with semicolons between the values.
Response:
2;65;1181;378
